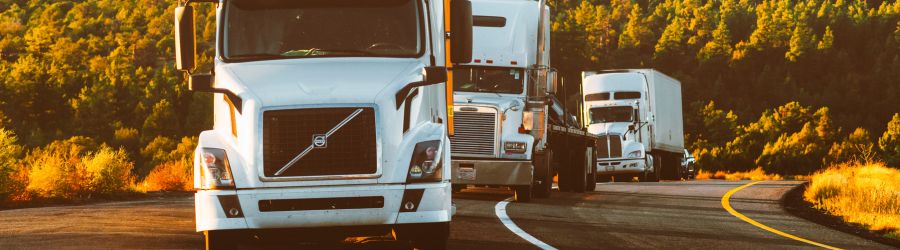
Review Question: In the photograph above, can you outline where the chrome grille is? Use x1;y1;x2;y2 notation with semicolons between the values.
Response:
450;110;497;156
598;135;623;158
262;108;376;177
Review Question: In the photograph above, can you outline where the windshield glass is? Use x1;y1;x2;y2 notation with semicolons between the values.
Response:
224;0;422;61
590;106;633;123
452;66;525;94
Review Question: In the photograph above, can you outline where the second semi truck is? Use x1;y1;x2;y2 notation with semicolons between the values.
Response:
449;0;601;202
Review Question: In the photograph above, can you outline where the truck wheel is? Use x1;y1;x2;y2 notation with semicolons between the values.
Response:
514;185;533;202
597;174;611;182
568;147;587;193
398;222;449;250
533;151;552;198
639;155;659;182
585;148;596;192
452;184;465;193
204;230;238;250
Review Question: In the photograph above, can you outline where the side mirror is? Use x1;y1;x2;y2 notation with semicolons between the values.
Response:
628;124;636;131
548;70;558;94
174;5;196;71
450;0;473;63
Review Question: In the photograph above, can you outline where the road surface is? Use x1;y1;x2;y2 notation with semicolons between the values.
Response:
0;180;893;249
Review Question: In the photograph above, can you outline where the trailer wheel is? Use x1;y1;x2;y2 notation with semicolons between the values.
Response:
585;147;596;192
514;185;533;202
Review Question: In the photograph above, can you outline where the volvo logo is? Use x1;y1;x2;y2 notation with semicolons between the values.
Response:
312;134;327;148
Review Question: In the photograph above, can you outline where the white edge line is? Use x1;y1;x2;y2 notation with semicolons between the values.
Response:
494;197;558;250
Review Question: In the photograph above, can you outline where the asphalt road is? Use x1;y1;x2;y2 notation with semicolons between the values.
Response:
0;180;893;249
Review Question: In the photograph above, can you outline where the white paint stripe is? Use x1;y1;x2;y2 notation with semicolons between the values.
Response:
494;197;558;250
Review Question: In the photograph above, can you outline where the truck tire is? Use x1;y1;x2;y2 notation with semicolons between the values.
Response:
204;230;238;250
533;151;552;198
639;155;659;182
452;184;465;193
397;222;449;250
585;147;596;192
514;185;533;202
567;146;587;193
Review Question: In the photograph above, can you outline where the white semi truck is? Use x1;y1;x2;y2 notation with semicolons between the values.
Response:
173;0;473;249
450;0;601;202
581;69;685;182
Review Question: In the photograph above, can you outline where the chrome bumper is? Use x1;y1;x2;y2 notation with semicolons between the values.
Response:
450;159;533;186
596;157;647;175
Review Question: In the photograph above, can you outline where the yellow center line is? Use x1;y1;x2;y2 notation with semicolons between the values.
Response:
721;181;843;250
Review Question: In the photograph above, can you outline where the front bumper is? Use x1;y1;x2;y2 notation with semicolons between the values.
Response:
450;159;532;186
195;182;451;232
596;158;647;176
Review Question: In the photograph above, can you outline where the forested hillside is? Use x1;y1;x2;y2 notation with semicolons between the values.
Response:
549;0;900;173
0;0;899;203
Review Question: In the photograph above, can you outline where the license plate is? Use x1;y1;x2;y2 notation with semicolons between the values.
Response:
606;166;615;172
459;166;476;181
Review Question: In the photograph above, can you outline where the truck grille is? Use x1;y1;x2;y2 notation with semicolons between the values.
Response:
598;135;623;158
262;108;376;177
450;110;497;156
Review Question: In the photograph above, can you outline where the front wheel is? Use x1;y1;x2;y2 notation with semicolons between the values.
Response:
397;222;449;250
204;230;239;250
514;185;533;202
639;156;659;182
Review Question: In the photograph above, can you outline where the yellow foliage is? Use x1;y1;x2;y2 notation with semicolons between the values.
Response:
136;159;193;192
694;167;783;181
804;162;900;236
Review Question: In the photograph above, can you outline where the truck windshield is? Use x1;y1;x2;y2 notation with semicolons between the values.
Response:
452;66;525;94
223;0;422;61
590;106;633;123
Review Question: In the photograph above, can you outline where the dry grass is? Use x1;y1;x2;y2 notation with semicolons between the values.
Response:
804;162;900;238
136;159;193;192
694;167;784;181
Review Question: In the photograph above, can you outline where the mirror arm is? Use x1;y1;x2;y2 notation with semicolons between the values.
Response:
189;73;243;113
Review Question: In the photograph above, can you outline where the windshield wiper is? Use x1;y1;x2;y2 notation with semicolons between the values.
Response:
227;53;285;61
282;48;378;57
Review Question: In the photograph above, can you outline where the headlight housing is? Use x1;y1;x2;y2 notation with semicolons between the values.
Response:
407;140;443;183
198;148;235;189
627;150;643;158
504;141;528;154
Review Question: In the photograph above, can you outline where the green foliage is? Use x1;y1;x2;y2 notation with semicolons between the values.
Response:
0;128;26;201
828;128;876;165
881;114;900;167
82;146;135;194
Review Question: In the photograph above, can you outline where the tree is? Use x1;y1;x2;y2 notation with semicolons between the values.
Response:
880;114;900;167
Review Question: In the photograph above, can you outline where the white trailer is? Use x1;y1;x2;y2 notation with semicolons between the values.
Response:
449;0;601;202
173;0;474;249
581;69;685;181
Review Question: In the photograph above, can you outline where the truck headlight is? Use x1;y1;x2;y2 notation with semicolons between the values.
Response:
407;140;443;183
198;148;235;189
627;150;643;158
504;141;528;154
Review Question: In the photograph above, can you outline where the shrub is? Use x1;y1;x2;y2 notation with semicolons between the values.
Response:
805;162;900;236
25;137;137;199
83;146;135;194
26;138;92;199
137;159;192;192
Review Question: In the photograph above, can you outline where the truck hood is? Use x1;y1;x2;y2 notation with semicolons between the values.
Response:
221;58;421;107
454;92;524;111
588;122;630;136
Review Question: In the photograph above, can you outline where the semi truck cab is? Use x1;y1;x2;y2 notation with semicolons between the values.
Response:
172;0;473;248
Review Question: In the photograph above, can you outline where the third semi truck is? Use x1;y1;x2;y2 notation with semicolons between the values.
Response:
581;69;685;182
